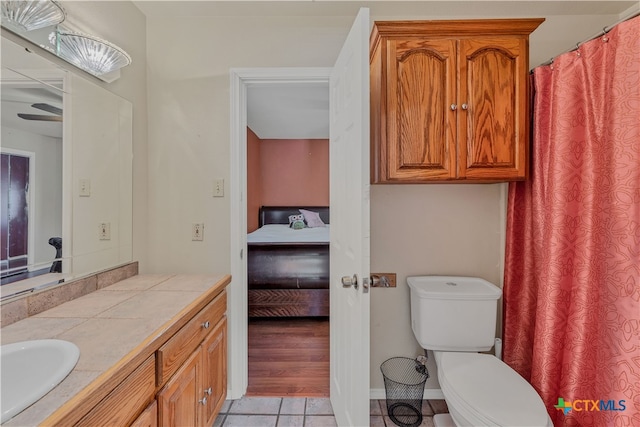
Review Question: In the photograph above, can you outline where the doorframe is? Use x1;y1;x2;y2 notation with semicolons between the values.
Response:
229;67;332;399
1;148;36;273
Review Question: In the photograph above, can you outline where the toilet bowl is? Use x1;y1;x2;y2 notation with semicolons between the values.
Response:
434;351;552;427
407;276;552;427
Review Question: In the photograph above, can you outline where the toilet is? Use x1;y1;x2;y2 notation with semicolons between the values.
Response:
407;276;552;427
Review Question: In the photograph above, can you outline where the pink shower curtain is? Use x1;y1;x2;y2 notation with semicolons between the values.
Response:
503;16;639;427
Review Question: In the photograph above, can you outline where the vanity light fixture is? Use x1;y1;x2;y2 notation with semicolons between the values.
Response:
49;28;132;77
1;0;65;32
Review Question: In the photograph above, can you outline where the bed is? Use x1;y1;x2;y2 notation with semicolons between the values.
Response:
247;206;330;317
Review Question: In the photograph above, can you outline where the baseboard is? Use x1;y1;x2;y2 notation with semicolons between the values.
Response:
370;388;445;400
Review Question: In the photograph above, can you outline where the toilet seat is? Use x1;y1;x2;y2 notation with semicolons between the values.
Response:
436;352;552;427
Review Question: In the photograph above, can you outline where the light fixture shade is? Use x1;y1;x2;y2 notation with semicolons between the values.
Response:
1;0;65;31
52;30;132;76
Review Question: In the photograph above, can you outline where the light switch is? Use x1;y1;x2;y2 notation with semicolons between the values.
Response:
213;179;224;197
99;222;111;240
192;223;204;241
79;179;91;197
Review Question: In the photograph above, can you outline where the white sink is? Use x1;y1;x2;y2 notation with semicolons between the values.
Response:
1;339;80;423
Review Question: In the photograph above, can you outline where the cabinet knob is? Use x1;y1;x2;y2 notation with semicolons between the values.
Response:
202;321;210;329
199;396;208;405
204;387;212;395
461;103;469;110
450;104;457;111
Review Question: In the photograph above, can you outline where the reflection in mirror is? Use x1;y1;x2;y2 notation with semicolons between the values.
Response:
1;42;65;289
0;35;133;300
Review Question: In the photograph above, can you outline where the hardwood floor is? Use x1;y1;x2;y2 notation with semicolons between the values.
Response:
247;317;329;397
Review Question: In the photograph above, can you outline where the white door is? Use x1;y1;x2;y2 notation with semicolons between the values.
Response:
329;7;370;427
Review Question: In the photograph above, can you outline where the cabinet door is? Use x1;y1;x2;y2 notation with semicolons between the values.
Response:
458;36;528;180
201;318;227;427
386;38;457;181
130;401;158;427
158;349;201;427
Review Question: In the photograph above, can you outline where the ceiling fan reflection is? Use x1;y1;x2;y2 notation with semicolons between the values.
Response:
17;103;62;122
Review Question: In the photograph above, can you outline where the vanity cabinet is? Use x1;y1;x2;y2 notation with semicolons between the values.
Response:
370;19;544;183
35;275;230;427
157;292;227;427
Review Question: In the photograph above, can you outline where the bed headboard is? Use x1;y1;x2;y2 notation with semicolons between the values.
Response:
259;206;330;227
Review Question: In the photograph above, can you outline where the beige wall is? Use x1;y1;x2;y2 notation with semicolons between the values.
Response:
143;5;626;392
370;184;507;390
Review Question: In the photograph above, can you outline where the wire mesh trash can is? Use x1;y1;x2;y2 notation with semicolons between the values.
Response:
380;357;429;427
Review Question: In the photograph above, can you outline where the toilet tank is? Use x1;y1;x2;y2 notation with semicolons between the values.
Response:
407;276;502;352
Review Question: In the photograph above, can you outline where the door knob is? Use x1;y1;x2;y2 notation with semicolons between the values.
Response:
341;274;358;290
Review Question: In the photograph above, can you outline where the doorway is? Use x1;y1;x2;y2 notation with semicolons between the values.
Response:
229;68;333;400
1;151;31;279
244;75;331;397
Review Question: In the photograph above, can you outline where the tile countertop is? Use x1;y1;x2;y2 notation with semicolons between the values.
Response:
0;273;231;426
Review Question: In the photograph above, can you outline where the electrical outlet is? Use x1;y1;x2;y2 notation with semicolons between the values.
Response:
192;223;204;241
79;179;91;197
213;179;224;197
99;222;111;240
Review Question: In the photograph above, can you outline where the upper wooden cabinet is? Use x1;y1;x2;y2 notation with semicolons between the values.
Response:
370;19;544;183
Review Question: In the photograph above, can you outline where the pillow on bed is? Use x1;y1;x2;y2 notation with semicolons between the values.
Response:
299;209;326;228
288;214;306;229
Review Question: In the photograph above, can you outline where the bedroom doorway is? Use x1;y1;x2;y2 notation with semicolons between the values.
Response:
244;81;331;397
229;68;333;399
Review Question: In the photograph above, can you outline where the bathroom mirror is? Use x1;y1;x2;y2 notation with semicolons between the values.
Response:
1;35;132;298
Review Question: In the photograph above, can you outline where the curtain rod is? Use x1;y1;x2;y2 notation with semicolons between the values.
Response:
540;8;640;66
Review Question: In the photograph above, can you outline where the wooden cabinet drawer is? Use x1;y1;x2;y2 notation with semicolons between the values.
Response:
157;290;226;386
76;355;156;427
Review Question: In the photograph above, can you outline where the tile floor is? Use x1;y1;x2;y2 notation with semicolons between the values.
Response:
214;396;448;427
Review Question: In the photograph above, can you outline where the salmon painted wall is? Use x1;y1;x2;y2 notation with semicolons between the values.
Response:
246;128;329;232
247;128;263;232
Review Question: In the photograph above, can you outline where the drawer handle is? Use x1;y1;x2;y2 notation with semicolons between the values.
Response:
450;103;457;111
461;103;469;110
202;321;210;329
199;396;207;405
204;387;212;395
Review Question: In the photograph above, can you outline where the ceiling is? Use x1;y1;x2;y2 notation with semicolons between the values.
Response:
1;83;63;139
134;1;635;18
1;39;64;139
247;83;329;139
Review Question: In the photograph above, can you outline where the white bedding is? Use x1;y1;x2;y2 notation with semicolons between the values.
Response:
247;224;330;243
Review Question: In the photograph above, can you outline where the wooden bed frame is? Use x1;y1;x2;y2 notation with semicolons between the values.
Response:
247;206;330;317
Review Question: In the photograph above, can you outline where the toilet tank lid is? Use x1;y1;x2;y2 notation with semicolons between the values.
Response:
407;276;502;300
